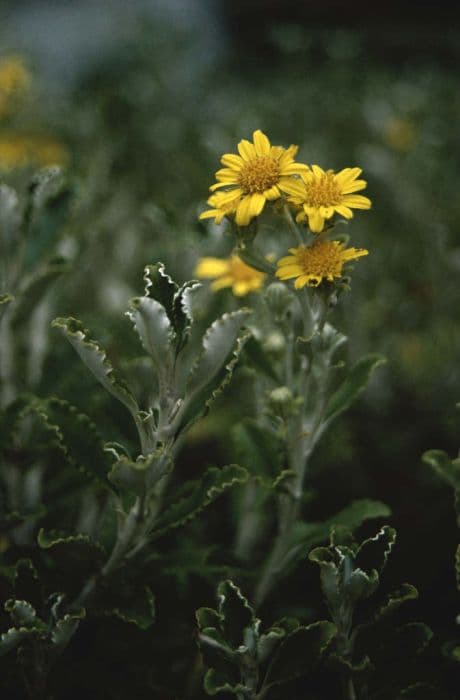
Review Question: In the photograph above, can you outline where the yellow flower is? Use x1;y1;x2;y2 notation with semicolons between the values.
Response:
195;254;266;296
276;241;368;289
199;191;244;225
0;134;69;171
200;130;309;227
0;56;30;117
280;165;371;233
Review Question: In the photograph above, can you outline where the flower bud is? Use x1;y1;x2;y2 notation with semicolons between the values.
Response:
264;281;293;320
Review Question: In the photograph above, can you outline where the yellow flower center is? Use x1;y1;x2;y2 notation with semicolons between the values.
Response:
238;156;280;194
296;242;344;281
305;171;341;207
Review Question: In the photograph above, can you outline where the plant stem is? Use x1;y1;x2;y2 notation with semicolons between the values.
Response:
283;205;304;246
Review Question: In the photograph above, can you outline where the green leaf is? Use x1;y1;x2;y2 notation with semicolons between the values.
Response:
0;627;41;657
23;166;73;269
40;397;112;484
185;309;252;400
37;530;105;594
151;464;249;538
422;450;460;491
355;526;397;576
0;184;20;255
10;257;69;329
374;584;418;621
52;316;138;414
203;668;246;696
0;293;15;322
178;329;251;432
104;585;155;630
143;262;178;319
108;450;172;494
4;600;40;628
399;682;449;699
324;353;386;422
232;419;284;479
126;296;175;373
217;580;255;650
196;607;222;630
172;280;201;353
285;499;391;570
263;621;336;688
242;335;280;383
51;608;86;647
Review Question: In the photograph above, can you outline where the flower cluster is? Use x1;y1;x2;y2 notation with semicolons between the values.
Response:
197;130;370;294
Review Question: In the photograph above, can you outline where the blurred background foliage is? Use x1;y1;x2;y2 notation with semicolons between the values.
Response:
1;0;460;697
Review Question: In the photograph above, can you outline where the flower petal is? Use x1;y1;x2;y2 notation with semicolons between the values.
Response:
253;130;271;156
195;258;230;277
221;153;244;170
238;139;256;161
306;208;325;233
235;195;253;226
248;192;266;217
341;195;372;209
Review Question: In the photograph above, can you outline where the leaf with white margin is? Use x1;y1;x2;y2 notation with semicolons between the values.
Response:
126;297;175;376
185;309;252;400
52;317;138;414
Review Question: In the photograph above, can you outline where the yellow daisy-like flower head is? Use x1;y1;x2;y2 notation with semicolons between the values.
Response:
280;165;371;233
195;254;266;296
200;130;309;227
276;241;368;289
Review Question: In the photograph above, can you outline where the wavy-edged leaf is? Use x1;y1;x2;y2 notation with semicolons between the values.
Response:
374;583;418;621
0;626;42;656
399;682;449;699
196;607;222;630
23;166;72;269
104;585;155;630
51;608;86;647
284;499;391;570
37;530;105;594
203;668;246;696
422;449;460;491
10;257;69;329
4;600;40;628
108;450;172;495
324;353;386;422
217;580;255;650
186;309;252;399
172;280;201;353
39;397;112;485
52;316;138;413
263;621;336;688
355;526;396;576
143;262;178;319
126;296;175;374
151;464;249;538
178;329;251;432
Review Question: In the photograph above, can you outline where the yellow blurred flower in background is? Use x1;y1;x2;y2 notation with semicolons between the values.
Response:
200;129;308;226
0;133;69;170
195;254;266;296
280;165;371;233
0;55;31;117
384;117;417;152
276;240;368;288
